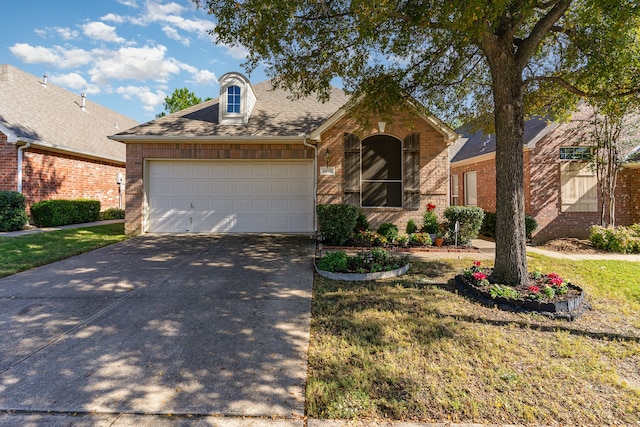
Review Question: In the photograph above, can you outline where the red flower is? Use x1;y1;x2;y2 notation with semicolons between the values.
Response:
528;285;540;293
427;203;436;211
472;272;488;281
473;260;481;267
548;272;560;279
550;277;564;286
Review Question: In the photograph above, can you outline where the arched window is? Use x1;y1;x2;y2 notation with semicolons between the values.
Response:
361;135;402;207
227;85;241;113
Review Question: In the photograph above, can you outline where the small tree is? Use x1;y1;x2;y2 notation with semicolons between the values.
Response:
156;88;212;118
587;102;639;227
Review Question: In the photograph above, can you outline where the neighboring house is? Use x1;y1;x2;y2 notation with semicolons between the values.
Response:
110;72;457;236
450;104;640;242
0;64;138;213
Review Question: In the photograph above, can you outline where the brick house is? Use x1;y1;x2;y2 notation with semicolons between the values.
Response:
0;64;138;213
110;72;457;236
449;104;640;242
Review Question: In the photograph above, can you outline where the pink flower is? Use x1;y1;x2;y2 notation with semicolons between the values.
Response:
528;285;540;293
472;272;488;281
550;277;563;286
548;272;560;279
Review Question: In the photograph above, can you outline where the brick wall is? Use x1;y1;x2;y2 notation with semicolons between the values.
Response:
317;110;450;232
22;148;124;213
450;157;497;212
0;136;18;191
125;142;315;235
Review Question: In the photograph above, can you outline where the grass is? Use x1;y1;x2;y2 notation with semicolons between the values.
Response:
307;256;640;425
0;223;128;278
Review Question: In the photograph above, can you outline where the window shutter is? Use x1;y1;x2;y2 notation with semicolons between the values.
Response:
343;132;361;206
403;132;420;210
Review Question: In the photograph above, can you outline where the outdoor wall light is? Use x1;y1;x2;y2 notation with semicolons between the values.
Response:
324;148;331;167
378;121;386;133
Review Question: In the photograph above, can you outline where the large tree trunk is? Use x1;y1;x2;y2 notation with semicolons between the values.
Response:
487;53;528;285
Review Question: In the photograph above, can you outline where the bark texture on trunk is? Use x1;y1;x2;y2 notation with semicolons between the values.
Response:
485;48;528;285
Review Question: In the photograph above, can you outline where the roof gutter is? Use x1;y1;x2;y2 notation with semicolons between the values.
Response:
16;142;31;193
108;134;309;144
13;137;125;165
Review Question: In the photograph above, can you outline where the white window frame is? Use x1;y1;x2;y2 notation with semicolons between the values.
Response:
464;171;477;206
451;174;459;206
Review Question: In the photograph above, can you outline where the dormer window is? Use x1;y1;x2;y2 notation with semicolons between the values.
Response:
218;72;256;125
227;86;241;114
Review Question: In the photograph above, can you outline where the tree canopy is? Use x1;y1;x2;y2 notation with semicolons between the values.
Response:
194;0;640;284
156;87;211;118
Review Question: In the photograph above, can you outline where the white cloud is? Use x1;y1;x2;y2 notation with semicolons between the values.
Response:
117;0;139;7
88;45;181;84
82;22;125;43
101;13;125;23
116;85;166;111
56;27;79;40
223;44;249;60
9;43;92;68
190;69;218;86
48;72;101;95
162;25;190;46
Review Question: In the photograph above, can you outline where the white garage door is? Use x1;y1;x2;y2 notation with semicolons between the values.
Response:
148;160;314;233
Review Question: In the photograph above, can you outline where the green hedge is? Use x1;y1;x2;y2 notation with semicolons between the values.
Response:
31;199;101;227
481;211;538;240
0;191;28;232
443;206;485;245
590;224;640;253
100;208;125;220
377;223;399;243
317;204;358;245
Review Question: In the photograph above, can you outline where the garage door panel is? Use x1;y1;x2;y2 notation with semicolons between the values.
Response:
148;160;313;233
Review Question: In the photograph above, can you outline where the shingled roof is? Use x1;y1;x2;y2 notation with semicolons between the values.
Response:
0;64;137;164
111;79;351;141
451;117;556;164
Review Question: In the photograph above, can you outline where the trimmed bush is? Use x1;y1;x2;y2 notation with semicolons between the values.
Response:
100;208;125;220
421;210;439;234
31;199;100;227
317;204;358;246
406;218;418;234
443;206;485;245
354;209;369;232
377;222;399;243
0;191;28;232
590;224;640;253
317;251;348;272
481;211;539;240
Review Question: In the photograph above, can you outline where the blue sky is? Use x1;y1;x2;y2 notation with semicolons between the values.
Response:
2;0;269;123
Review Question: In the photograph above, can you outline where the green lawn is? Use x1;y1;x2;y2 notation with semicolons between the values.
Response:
0;223;128;278
307;256;640;425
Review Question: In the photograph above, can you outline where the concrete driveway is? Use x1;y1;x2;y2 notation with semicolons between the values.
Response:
0;234;314;425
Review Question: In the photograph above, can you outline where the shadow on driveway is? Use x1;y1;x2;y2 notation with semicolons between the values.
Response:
0;234;314;420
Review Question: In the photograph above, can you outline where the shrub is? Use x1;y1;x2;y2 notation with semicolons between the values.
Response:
317;204;358;245
354;209;369;232
31;199;100;227
353;230;388;247
0;191;28;232
590;225;640;253
100;208;125;220
481;211;538;240
421;209;439;234
409;232;432;246
317;251;348;272
406;218;418;234
443;206;485;245
377;222;399;243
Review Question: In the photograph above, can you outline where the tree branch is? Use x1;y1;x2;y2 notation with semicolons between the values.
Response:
525;76;588;96
516;0;572;70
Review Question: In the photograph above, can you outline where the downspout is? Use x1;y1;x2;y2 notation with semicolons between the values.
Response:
16;142;31;193
302;134;318;237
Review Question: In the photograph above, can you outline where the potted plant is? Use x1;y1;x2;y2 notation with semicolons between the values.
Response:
421;203;439;240
434;231;444;247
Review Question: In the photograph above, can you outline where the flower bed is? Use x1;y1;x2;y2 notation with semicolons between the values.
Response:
315;248;410;281
455;261;589;320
